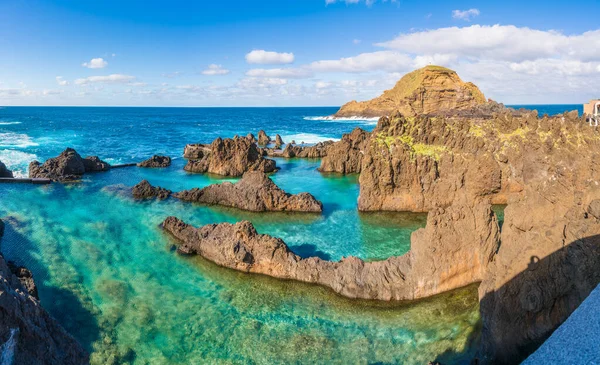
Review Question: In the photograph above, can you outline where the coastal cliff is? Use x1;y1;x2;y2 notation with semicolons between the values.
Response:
0;219;89;364
334;65;487;118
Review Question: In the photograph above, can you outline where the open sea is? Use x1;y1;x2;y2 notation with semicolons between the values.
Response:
0;105;580;364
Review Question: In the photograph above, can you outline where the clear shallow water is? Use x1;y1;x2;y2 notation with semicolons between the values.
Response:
0;107;483;364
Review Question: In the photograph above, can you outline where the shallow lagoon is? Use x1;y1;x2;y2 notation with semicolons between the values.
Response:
0;158;480;364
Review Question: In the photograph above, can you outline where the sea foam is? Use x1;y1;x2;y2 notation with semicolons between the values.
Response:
303;116;379;125
0;150;38;177
0;132;38;148
0;122;22;126
281;133;339;144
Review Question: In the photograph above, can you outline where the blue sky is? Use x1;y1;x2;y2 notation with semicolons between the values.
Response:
1;0;599;106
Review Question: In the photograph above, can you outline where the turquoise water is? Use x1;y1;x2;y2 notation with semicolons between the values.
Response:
0;107;484;364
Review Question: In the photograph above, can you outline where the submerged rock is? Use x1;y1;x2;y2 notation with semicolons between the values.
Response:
132;180;172;200
0;160;14;178
137;155;172;168
175;171;322;212
0;219;89;364
319;127;369;174
162;198;498;300
334;65;487;118
184;137;277;177
29;148;111;181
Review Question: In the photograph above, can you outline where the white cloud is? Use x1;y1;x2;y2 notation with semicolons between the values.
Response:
56;76;69;86
245;50;295;65
246;68;311;79
161;71;182;78
74;74;135;85
377;25;600;63
201;64;230;75
452;9;480;21
309;51;412;73
82;57;108;69
353;39;362;44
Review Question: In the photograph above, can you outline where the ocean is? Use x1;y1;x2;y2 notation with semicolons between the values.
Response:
0;105;581;364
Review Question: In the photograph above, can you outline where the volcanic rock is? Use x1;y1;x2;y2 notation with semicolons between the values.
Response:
132;180;172;200
275;134;284;148
281;141;333;158
137;155;172;168
184;137;277;177
257;130;270;146
83;156;111;172
183;143;211;159
175;171;322;212
319;127;369;174
0;219;89;364
334;65;487;118
162;198;498;300
29;148;112;181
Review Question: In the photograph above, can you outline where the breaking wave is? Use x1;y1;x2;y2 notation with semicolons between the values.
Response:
280;133;339;144
0;132;38;148
0;150;38;177
0;122;22;126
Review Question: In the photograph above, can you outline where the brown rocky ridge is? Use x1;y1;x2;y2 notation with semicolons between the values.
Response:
137;155;172;168
29;148;111;181
174;171;322;212
183;136;277;176
334;65;487;118
0;219;89;364
162;194;498;300
257;130;271;145
132;179;172;200
318;127;369;174
281;141;333;158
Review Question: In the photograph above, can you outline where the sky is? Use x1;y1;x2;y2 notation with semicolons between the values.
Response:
1;0;600;106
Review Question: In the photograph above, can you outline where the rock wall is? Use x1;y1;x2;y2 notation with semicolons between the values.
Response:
319;128;369;174
162;197;499;301
29;148;111;181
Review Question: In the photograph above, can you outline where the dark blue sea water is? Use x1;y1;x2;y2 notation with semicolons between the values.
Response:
0;105;574;364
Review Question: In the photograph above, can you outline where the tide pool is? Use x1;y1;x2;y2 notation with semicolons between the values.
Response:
0;107;481;364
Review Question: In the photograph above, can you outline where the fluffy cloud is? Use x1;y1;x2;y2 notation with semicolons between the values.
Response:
82;57;108;69
56;76;69;86
201;64;230;75
74;74;135;85
377;25;600;63
309;51;412;73
245;50;295;65
246;68;311;78
452;9;480;21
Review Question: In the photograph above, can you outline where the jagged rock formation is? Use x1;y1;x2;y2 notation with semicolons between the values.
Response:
137;155;172;168
0;160;13;178
319;128;369;174
358;109;591;212
29;148;111;181
6;261;38;299
281;141;333;158
275;134;284;148
335;65;487;118
132;180;172;200
257;130;270;146
246;133;256;143
0;219;89;364
175;171;322;212
184;137;277;177
162;198;498;300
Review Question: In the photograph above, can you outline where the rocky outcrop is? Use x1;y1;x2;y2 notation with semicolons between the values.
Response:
319;128;369;174
275;134;284;148
0;160;13;178
29;148;111;181
0;220;89;364
162;198;498;300
476;148;600;364
183;144;211;159
175;171;322;212
137;155;172;168
358;109;591;212
184;137;277;177
281;141;333;158
334;65;487;118
257;130;270;146
132;180;172;200
6;261;38;299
